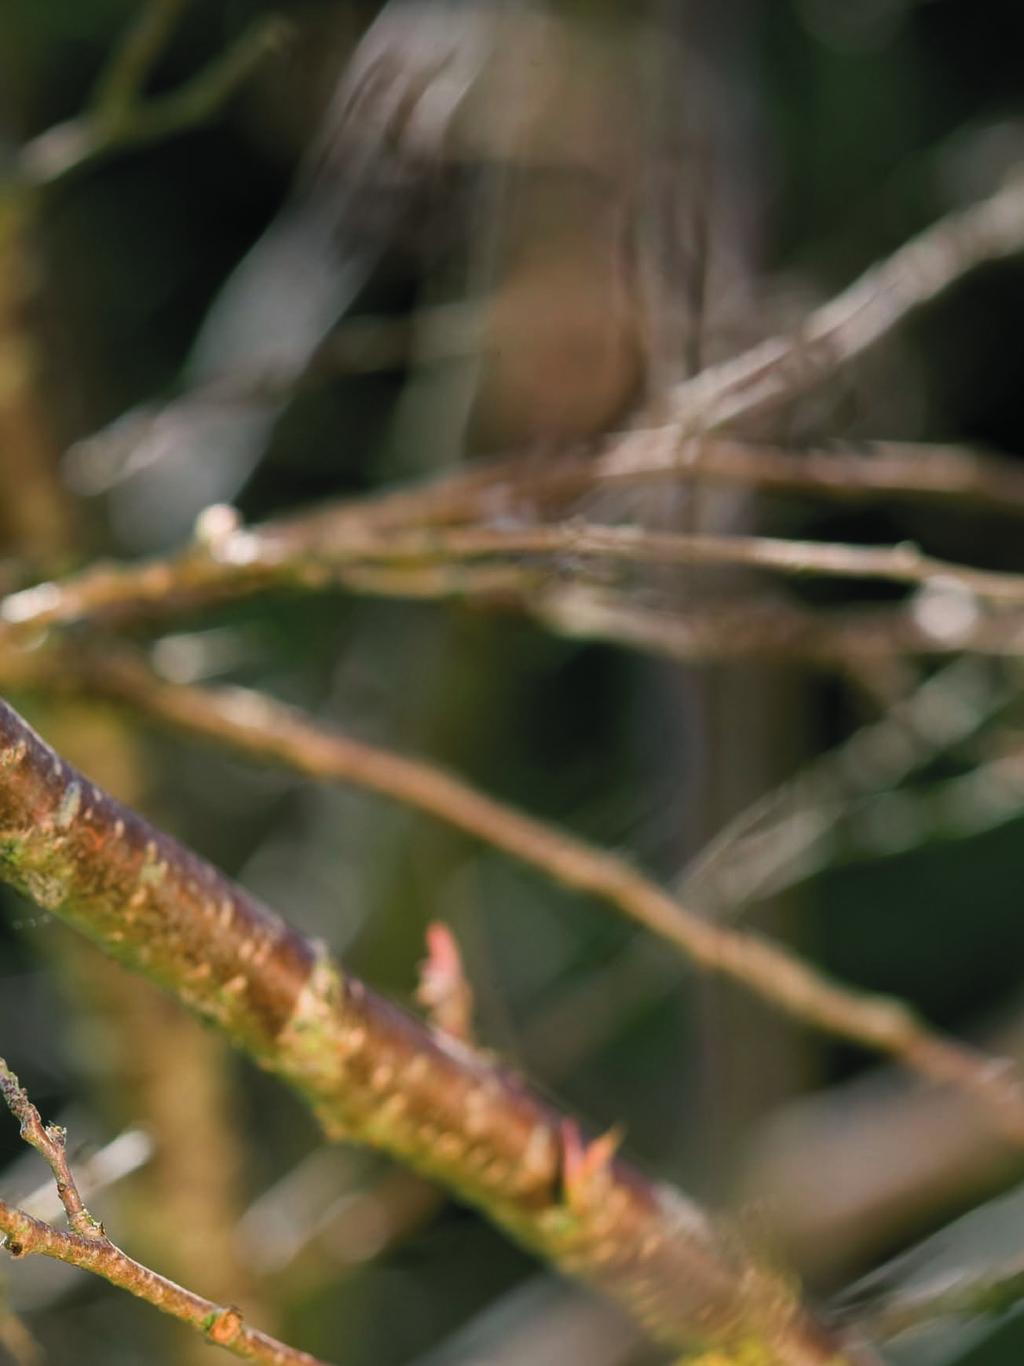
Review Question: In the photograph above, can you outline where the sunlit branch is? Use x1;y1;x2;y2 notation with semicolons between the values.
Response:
5;644;1024;1156
0;695;851;1364
0;1059;329;1365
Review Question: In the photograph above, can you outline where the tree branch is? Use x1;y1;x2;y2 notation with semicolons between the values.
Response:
17;16;289;187
7;486;1024;670
667;169;1024;433
598;436;1024;519
8;646;1024;1154
0;1059;330;1365
676;657;1015;916
0;693;865;1364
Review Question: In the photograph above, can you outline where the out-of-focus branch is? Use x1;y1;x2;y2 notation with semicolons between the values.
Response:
0;199;78;561
7;493;1024;665
89;0;192;121
677;658;1014;917
532;582;1024;667
0;1059;329;1366
352;521;1024;604
832;1176;1024;1343
10;645;1024;1152
0;694;867;1363
667;169;1024;433
857;1257;1024;1341
353;434;1024;527
599;436;1024;518
17;15;289;187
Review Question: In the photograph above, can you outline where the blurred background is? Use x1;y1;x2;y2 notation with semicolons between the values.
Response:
3;1;1024;1363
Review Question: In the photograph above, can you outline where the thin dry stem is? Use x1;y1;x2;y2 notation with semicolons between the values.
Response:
0;1060;327;1365
667;169;1024;433
599;436;1024;518
7;491;1024;668
0;1059;102;1242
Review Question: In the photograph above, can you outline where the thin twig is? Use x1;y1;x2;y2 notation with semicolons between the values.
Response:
0;1062;102;1242
0;1060;328;1365
8;487;1024;659
677;658;1015;916
330;521;1024;606
532;582;1024;667
667;169;1024;433
320;435;1024;528
598;435;1024;518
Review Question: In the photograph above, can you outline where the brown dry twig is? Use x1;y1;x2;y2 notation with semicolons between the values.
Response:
6;491;1024;669
0;1058;331;1365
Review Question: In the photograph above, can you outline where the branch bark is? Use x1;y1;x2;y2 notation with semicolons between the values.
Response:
7;645;1024;1152
0;694;856;1364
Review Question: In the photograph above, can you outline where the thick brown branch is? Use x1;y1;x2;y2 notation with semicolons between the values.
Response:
13;645;1024;1154
0;694;852;1363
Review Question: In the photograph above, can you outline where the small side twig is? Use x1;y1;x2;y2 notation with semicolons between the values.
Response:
676;657;1014;916
0;1059;330;1365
